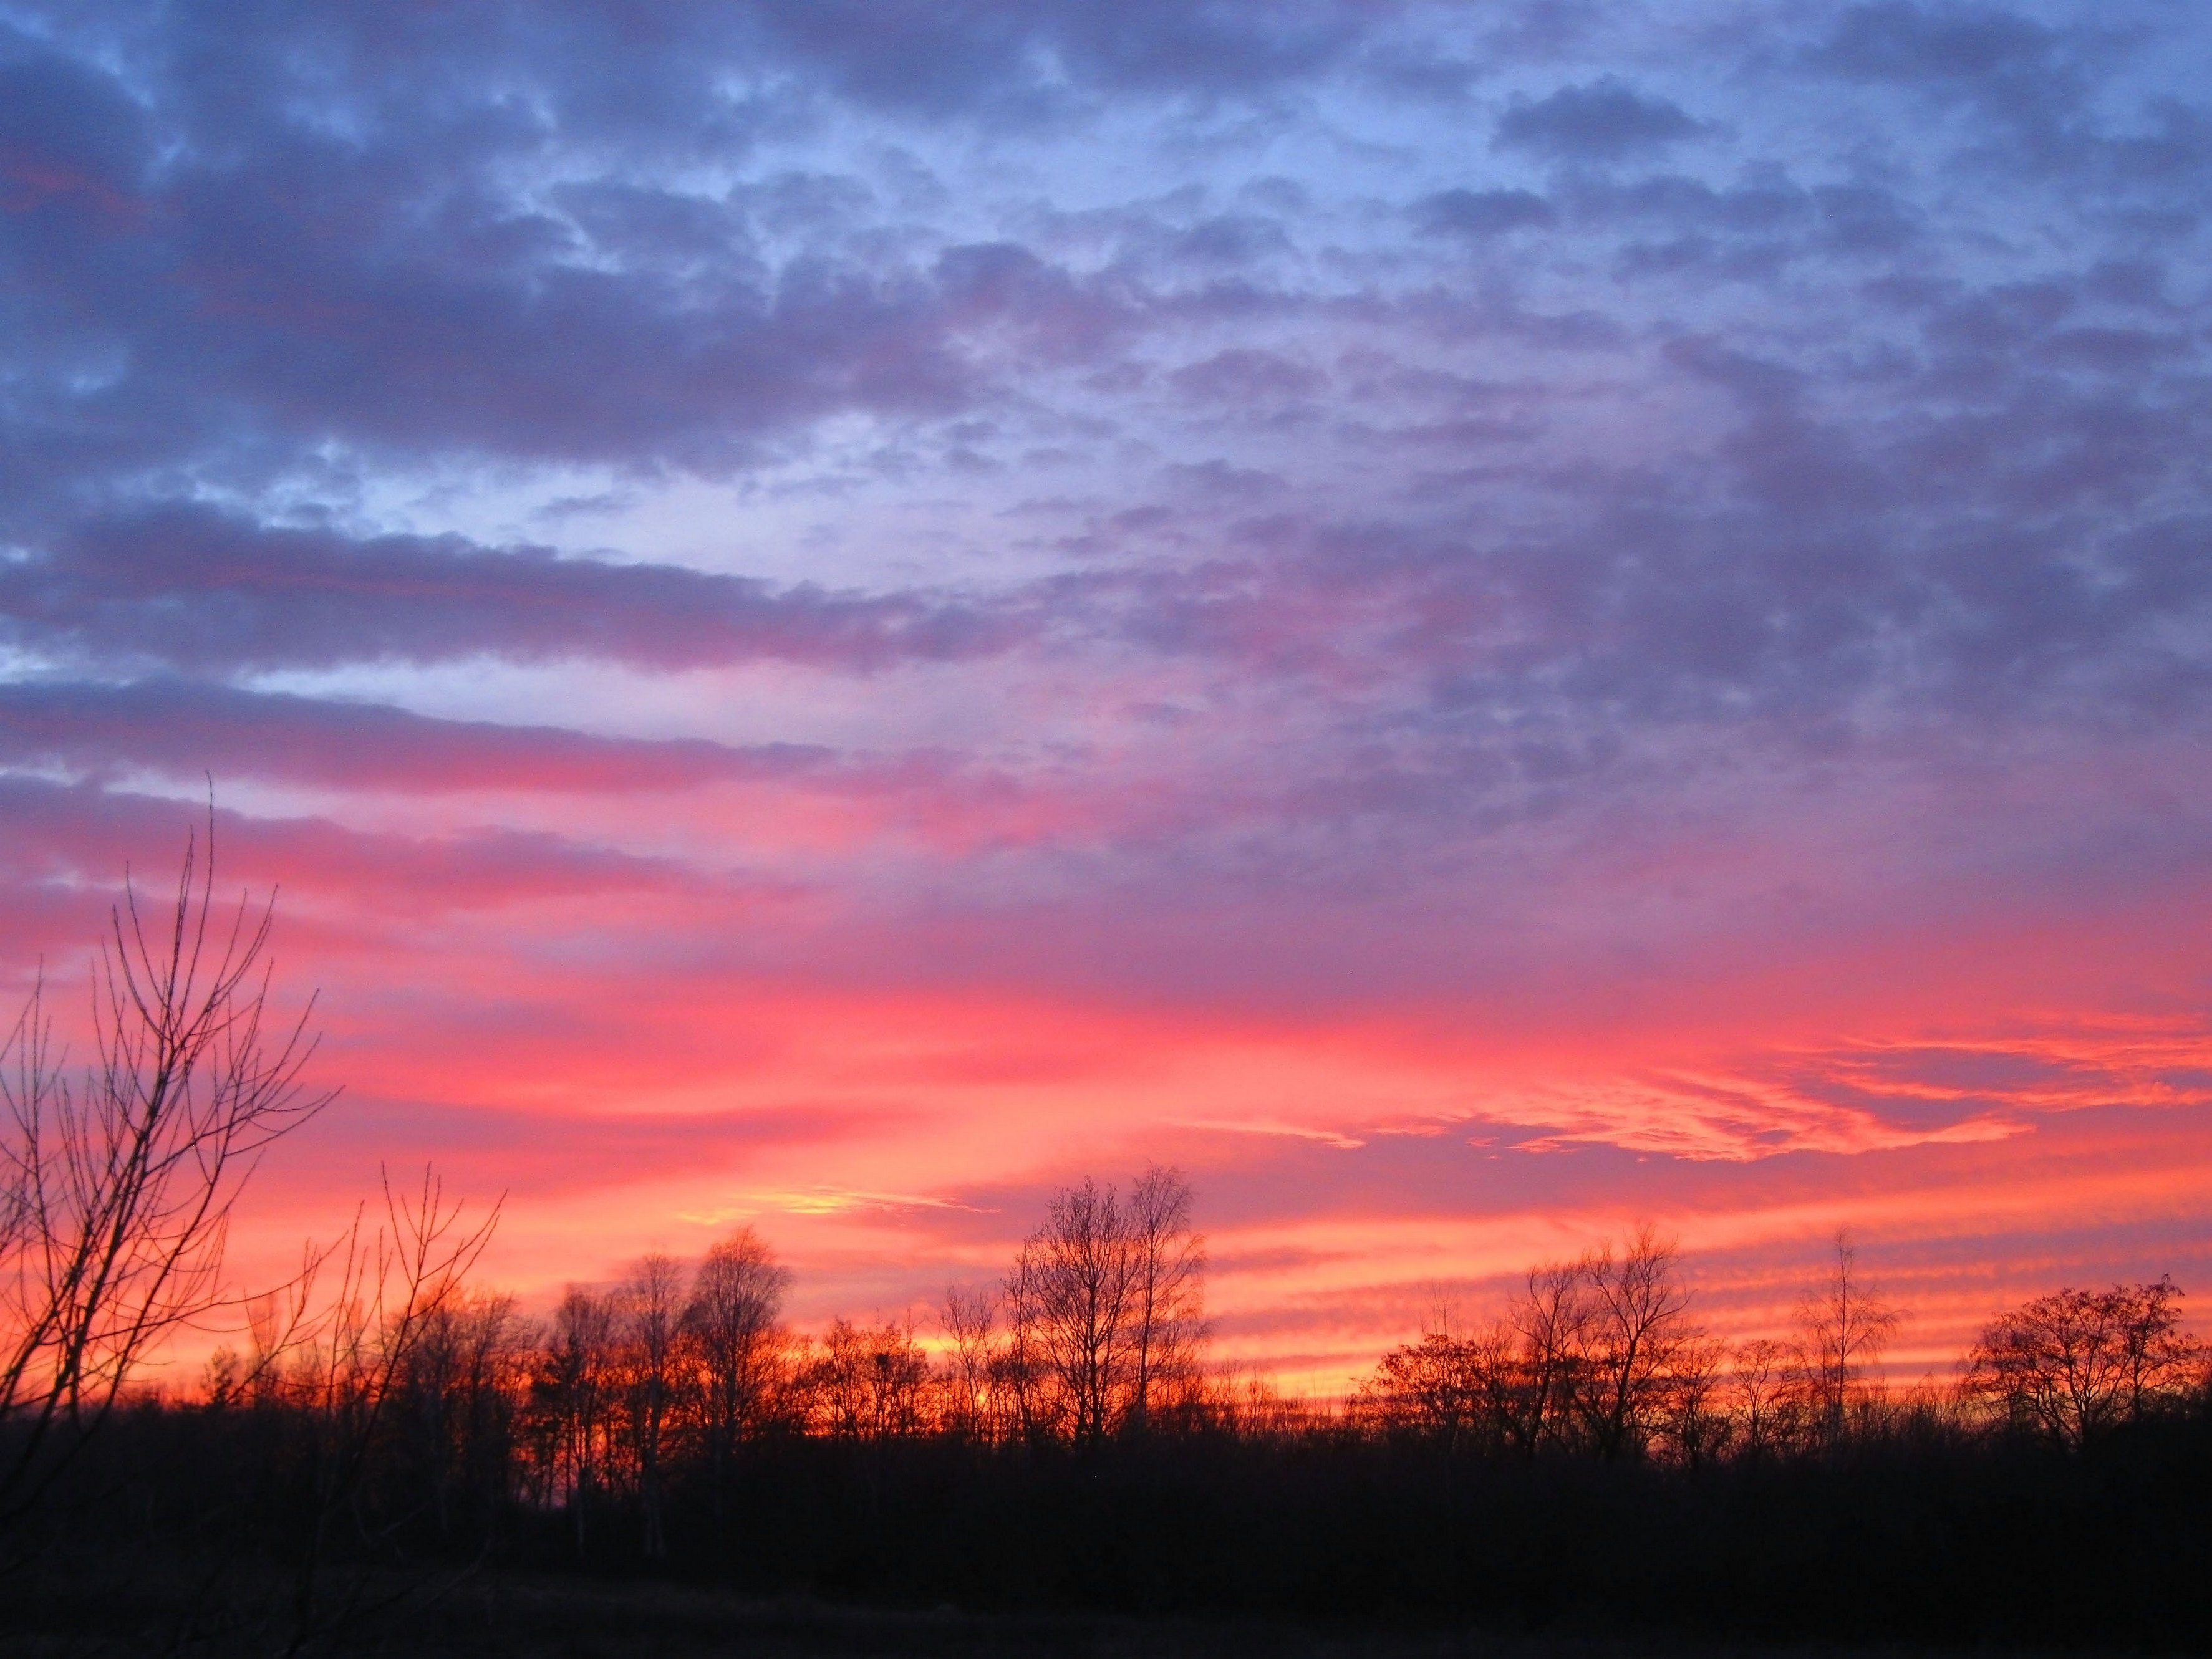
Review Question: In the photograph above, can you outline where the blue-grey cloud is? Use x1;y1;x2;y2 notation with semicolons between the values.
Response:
0;507;1023;674
1414;188;1558;237
1493;76;1707;160
0;0;2207;874
0;680;831;794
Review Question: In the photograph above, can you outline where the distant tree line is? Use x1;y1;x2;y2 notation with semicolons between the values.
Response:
1352;1228;2203;1462
6;832;2211;1652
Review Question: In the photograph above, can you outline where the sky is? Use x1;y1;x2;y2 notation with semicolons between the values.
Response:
2;1;2210;1394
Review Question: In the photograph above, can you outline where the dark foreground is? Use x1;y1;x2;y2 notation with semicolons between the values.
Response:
0;1571;2142;1659
6;1398;2207;1656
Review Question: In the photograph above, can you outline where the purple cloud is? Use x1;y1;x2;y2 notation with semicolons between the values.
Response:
1493;77;1708;161
0;680;830;794
1414;188;1558;237
0;507;1023;674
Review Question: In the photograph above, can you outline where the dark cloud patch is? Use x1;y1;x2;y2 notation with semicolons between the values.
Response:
0;36;150;218
14;0;1398;164
0;680;831;794
1493;77;1707;161
1813;184;1921;254
1567;173;1809;234
0;105;986;485
744;0;1388;115
1171;213;1295;266
0;507;1024;675
1803;4;2136;165
1070;310;2212;761
1413;187;1557;236
1525;173;1923;281
1811;3;2071;96
0;29;1167;506
1168;349;1325;405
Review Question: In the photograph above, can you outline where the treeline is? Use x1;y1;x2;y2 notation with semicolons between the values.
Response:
180;1208;2211;1586
6;832;2211;1650
1353;1227;2206;1463
182;1166;1214;1575
18;1185;2212;1651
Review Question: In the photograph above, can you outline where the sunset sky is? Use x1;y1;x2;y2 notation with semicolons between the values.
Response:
3;1;2210;1394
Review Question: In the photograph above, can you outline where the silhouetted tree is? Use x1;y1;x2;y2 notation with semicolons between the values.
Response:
0;819;332;1540
266;1168;498;1646
1962;1277;2203;1448
14;1189;2212;1653
1726;1337;1800;1458
683;1226;789;1519
1011;1178;1136;1444
1126;1165;1206;1430
808;1317;930;1439
1662;1334;1732;1466
939;1283;998;1440
1355;1328;1502;1448
1001;1168;1209;1444
1510;1258;1593;1453
398;1287;529;1542
538;1286;619;1554
1579;1224;1699;1460
1360;1229;1713;1462
622;1253;685;1557
1792;1233;1900;1442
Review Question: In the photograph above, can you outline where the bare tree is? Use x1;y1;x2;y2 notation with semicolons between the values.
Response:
1126;1165;1205;1431
1579;1224;1699;1460
683;1226;790;1517
992;1276;1052;1443
808;1316;930;1440
1727;1337;1800;1458
1002;1170;1211;1444
622;1253;687;1559
1962;1277;2202;1449
1010;1178;1138;1445
1509;1259;1593;1454
398;1287;528;1542
1355;1328;1503;1448
1792;1232;1900;1441
1660;1334;1732;1466
1357;1229;1707;1461
0;819;333;1532
939;1284;998;1440
271;1168;499;1650
540;1286;619;1556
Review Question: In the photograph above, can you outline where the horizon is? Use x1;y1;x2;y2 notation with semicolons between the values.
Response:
3;0;2211;1405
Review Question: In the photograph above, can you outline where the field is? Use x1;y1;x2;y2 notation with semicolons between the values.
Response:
0;1570;2108;1659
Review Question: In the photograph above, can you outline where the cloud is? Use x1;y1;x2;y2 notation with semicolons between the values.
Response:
1413;187;1558;237
0;25;1172;505
0;506;1023;675
742;1;1391;113
0;680;829;794
290;1098;896;1206
1168;348;1325;405
0;774;705;916
1492;77;1707;161
1809;1;2080;123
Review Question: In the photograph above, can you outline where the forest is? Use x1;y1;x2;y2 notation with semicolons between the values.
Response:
5;844;2210;1655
